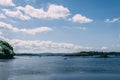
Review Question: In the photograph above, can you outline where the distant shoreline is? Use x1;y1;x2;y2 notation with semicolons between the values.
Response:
15;51;120;58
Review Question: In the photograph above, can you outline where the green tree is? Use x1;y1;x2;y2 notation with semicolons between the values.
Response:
0;40;15;59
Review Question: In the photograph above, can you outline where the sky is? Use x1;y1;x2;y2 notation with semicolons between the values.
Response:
0;0;120;53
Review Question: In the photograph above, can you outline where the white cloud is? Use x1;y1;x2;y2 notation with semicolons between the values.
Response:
17;4;70;19
0;14;6;19
0;22;18;31
20;27;53;35
71;14;93;23
1;4;93;23
0;36;92;53
2;4;70;20
0;0;15;6
2;9;31;20
100;46;108;50
0;35;109;53
0;22;53;35
105;18;120;23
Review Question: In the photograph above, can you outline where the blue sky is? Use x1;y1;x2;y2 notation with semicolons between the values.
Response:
0;0;120;53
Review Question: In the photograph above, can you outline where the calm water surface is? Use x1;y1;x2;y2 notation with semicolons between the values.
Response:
0;56;120;80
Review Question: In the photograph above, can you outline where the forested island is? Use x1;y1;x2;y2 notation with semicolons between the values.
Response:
64;51;120;58
16;51;120;58
0;40;15;59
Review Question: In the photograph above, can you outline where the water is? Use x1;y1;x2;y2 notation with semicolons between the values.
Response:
0;56;120;80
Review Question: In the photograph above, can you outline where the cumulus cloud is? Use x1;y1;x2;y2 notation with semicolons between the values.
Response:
0;0;15;6
1;37;92;53
1;36;109;53
16;4;70;19
0;14;6;19
71;14;93;23
2;4;70;20
0;35;108;53
0;22;53;35
1;4;93;23
2;9;31;20
105;18;120;23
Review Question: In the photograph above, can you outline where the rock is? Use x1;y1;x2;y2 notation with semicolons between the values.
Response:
0;40;15;59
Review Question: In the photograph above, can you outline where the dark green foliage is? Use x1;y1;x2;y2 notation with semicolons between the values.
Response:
0;40;13;50
64;51;120;58
99;53;109;58
0;40;15;59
